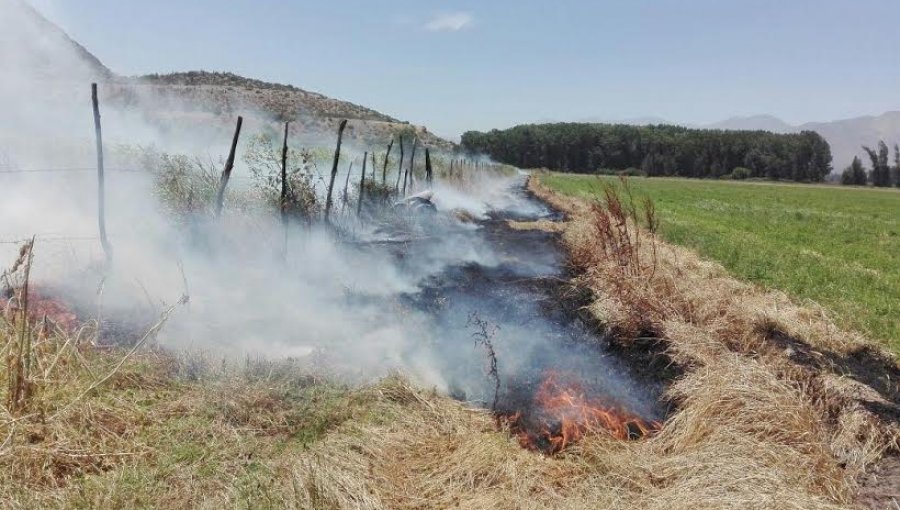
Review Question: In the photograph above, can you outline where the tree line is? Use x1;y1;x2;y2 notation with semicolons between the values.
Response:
841;141;900;187
461;123;833;182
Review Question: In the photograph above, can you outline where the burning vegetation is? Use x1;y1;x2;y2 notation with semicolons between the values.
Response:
2;169;898;508
502;370;659;454
1;241;79;337
2;20;897;503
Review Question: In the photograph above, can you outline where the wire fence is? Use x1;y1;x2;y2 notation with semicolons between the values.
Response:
0;235;102;245
0;166;253;179
0;167;145;174
0;167;142;248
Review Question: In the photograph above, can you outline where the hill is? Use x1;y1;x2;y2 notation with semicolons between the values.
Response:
800;112;900;170
704;114;797;134
2;0;452;149
700;113;900;169
0;0;112;81
133;71;399;124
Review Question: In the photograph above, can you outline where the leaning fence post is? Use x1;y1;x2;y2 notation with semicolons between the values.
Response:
394;136;405;192
324;119;348;222
341;161;353;214
358;151;367;217
404;137;418;197
280;122;289;221
280;121;290;255
425;148;433;187
382;138;394;185
409;137;419;192
91;83;113;265
214;116;244;218
371;151;377;181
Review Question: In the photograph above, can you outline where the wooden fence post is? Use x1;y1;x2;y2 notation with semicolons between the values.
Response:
425;148;433;187
341;161;353;214
382;138;394;185
404;137;418;196
280;121;290;257
358;151;367;217
280;121;289;223
324;119;348;222
394;136;405;192
91;83;113;265
214;116;244;218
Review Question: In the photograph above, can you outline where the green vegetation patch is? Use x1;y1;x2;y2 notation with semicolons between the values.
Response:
462;123;832;181
544;174;900;350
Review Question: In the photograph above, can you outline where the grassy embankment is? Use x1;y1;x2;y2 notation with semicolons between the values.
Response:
542;174;900;351
3;174;899;509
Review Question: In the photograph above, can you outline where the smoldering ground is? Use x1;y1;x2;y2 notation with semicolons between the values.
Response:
0;0;661;425
1;160;660;416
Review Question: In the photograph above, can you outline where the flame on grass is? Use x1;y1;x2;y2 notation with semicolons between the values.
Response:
504;370;659;454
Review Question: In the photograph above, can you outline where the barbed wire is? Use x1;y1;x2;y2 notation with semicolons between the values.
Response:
0;235;102;245
0;167;252;179
0;167;145;174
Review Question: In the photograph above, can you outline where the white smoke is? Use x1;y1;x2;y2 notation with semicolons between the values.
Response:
0;0;660;417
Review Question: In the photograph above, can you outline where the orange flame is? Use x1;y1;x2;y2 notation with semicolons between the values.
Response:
505;371;659;454
3;286;80;333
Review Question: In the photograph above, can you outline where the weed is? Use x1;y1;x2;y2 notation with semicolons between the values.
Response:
467;312;500;411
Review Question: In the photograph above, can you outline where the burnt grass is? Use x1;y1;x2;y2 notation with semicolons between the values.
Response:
49;180;682;446
394;184;681;438
760;323;900;425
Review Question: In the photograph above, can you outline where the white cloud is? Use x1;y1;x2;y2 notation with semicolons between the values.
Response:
424;12;474;32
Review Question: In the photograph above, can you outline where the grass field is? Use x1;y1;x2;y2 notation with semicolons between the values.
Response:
542;174;900;351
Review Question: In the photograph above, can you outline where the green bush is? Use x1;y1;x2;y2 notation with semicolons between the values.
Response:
730;167;752;180
618;167;646;177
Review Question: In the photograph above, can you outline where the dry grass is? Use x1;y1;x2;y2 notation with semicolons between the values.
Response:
2;177;898;508
0;301;370;508
526;175;899;507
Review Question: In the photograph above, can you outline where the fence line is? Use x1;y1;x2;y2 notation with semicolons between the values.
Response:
0;235;102;245
0;167;145;174
0;167;255;180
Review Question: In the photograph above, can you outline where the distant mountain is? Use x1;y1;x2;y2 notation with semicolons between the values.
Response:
799;112;900;170
577;116;672;126
703;115;797;134
572;112;900;171
4;0;452;149
697;113;900;169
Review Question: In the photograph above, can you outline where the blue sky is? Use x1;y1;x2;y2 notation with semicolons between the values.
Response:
31;0;900;139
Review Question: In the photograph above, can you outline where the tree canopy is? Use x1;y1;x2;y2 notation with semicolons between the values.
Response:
840;156;867;186
461;123;833;182
862;141;892;187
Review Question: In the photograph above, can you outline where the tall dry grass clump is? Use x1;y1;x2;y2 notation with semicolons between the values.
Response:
3;238;36;416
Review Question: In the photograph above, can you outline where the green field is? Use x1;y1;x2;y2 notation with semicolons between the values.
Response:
543;174;900;350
